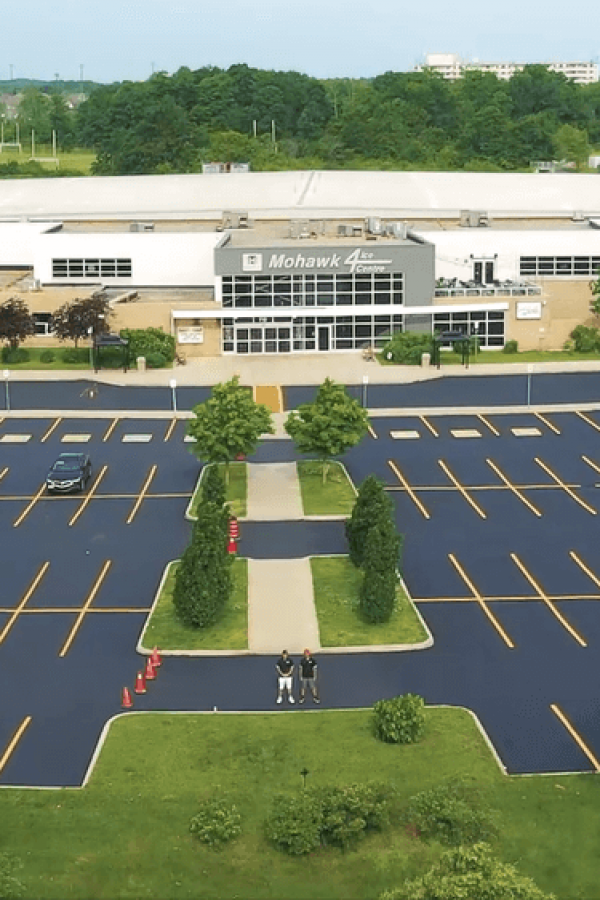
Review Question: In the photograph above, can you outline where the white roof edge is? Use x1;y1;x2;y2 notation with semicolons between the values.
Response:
171;302;509;320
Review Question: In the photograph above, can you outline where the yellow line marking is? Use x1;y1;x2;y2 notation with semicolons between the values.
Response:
103;418;119;442
164;418;177;442
420;416;439;437
0;561;50;644
535;457;596;515
581;455;600;477
438;460;487;518
486;459;542;517
0;606;152;614
13;482;47;528
536;412;560;435
59;560;112;657
550;704;600;771
0;466;8;483
577;411;600;433
68;465;108;527
387;460;430;519
40;417;62;443
277;385;284;414
448;554;515;647
569;550;600;589
511;552;587;646
0;717;32;775
478;414;500;436
126;465;157;525
414;594;600;603
367;424;378;439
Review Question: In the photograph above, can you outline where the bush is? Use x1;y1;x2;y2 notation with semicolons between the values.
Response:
382;331;432;365
345;475;393;568
61;347;87;364
145;350;167;368
570;324;600;353
265;792;323;856
403;778;499;846
503;339;518;354
189;796;242;846
39;349;55;363
0;347;29;364
358;512;402;624
319;783;391;849
120;327;176;365
372;694;425;744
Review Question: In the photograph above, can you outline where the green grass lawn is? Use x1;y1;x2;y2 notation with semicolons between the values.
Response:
0;347;91;370
187;462;247;519
0;145;96;174
310;556;428;646
142;557;248;651
0;709;593;899
378;348;600;366
297;461;357;516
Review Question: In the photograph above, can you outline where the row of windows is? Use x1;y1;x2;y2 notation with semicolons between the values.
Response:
52;258;133;279
221;273;404;308
520;256;600;277
433;310;505;347
222;314;404;353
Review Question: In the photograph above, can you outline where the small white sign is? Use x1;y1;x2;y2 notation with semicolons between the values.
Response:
177;326;204;344
516;301;542;320
242;252;263;272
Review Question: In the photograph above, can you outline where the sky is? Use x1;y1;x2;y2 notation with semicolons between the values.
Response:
4;0;600;85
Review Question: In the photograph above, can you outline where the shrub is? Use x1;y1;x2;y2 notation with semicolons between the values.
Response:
359;512;402;624
39;349;55;363
265;792;323;856
382;331;432;365
570;324;600;353
201;465;227;510
61;347;87;364
503;339;518;354
0;347;29;364
120;327;176;365
189;796;242;846
319;783;391;849
145;350;167;368
345;475;393;568
372;694;425;744
403;778;499;846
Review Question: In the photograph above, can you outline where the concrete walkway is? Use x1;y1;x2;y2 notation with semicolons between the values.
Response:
246;462;303;520
247;558;320;654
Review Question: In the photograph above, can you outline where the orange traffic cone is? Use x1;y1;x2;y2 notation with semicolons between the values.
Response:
150;646;162;668
134;671;146;694
144;658;156;681
121;687;133;708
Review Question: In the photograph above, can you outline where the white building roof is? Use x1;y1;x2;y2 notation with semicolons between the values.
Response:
1;171;600;221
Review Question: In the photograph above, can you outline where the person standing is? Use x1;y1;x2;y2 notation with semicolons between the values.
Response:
276;650;295;704
299;649;320;704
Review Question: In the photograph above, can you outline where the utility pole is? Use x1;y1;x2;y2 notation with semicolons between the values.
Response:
9;64;14;81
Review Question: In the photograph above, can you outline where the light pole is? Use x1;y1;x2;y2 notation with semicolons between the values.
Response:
362;374;369;408
169;378;177;414
88;326;94;369
3;369;10;411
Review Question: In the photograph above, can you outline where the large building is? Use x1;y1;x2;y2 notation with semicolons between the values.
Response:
414;53;599;84
0;170;599;356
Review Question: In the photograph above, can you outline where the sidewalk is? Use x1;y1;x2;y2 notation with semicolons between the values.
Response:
246;462;303;519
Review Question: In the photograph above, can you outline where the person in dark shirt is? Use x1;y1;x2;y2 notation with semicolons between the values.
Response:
299;649;319;704
276;650;295;704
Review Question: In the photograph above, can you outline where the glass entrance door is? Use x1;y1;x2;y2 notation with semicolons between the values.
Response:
318;325;331;351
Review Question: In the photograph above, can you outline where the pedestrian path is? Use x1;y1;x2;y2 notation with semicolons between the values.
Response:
246;461;303;520
247;558;320;654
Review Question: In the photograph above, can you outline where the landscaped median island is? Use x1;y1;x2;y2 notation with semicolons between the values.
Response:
296;460;356;516
186;462;247;520
310;556;428;646
141;557;248;651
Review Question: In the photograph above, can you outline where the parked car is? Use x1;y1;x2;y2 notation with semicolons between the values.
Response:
46;453;92;493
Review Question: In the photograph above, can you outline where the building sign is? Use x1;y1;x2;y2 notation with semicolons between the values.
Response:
266;248;393;274
242;253;263;271
516;301;542;320
177;326;204;344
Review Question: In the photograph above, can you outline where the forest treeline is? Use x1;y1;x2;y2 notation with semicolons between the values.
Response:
3;63;600;174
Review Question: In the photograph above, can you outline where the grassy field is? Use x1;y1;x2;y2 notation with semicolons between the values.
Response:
0;347;91;370
0;708;594;899
310;556;428;646
187;463;247;519
297;461;357;516
0;145;96;174
142;557;248;651
379;348;600;366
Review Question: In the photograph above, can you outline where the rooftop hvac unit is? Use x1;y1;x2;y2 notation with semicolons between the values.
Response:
387;222;408;239
572;211;586;222
29;279;41;292
366;216;383;235
130;222;154;232
459;210;488;227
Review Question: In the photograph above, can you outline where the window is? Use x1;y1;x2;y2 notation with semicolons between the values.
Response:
51;258;132;279
33;312;53;336
519;255;600;277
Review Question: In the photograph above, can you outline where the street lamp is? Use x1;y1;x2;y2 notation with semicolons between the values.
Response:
3;369;10;411
362;374;369;408
169;378;177;413
88;326;94;369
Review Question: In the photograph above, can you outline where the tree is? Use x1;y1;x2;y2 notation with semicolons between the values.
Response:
552;123;591;169
201;464;227;509
187;376;274;484
0;298;34;349
285;378;369;484
590;269;600;316
359;515;401;624
173;499;233;628
381;842;555;900
345;475;393;567
51;296;111;347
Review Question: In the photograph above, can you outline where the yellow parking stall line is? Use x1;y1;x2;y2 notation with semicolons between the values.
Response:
576;411;600;433
581;455;600;477
68;465;108;527
0;466;8;483
13;482;47;528
387;460;431;519
569;550;600;589
0;717;32;776
486;458;542;517
103;418;119;442
534;457;596;515
550;704;600;772
40;417;62;443
367;424;378;439
511;552;587;646
448;554;515;648
438;459;487;519
0;606;153;614
420;416;439;437
126;465;157;525
59;560;112;658
478;414;500;436
164;418;178;442
536;413;561;435
0;561;50;645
